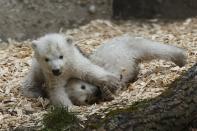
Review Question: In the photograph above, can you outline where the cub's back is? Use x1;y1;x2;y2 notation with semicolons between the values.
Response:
90;35;139;81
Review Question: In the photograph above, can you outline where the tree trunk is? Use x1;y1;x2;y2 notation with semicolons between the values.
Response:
85;63;197;131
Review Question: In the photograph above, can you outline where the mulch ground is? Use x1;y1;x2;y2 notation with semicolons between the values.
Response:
0;18;196;130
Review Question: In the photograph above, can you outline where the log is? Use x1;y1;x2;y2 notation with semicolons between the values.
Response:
85;63;197;131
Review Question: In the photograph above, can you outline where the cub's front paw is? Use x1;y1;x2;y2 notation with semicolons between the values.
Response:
103;75;123;93
99;75;125;101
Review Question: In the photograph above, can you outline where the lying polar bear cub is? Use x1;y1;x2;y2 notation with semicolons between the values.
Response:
66;34;187;105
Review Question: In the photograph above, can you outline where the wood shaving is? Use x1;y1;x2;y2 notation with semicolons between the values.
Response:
0;18;196;130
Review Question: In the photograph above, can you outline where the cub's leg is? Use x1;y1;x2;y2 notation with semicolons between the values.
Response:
73;54;123;101
130;38;187;67
47;86;73;107
22;59;46;98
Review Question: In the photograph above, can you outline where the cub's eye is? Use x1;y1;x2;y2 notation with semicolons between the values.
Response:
45;58;49;62
59;55;63;59
81;85;86;90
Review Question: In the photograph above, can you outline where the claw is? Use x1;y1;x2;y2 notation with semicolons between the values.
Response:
99;75;124;101
100;85;114;101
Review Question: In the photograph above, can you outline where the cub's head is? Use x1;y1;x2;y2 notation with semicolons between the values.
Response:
66;79;101;106
32;33;73;76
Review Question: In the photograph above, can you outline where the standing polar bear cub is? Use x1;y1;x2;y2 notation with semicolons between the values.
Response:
22;33;122;107
65;34;187;105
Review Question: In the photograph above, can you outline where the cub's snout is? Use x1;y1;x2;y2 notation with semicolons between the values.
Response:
52;69;61;76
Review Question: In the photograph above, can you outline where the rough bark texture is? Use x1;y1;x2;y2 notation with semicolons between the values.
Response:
86;63;197;131
113;0;197;19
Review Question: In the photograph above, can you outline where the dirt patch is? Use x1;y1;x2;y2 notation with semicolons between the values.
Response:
0;0;112;41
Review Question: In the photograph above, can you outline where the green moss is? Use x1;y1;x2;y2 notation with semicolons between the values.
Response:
87;118;105;129
41;106;80;131
107;99;150;117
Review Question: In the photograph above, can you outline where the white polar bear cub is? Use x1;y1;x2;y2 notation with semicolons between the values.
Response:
22;33;122;107
66;34;187;105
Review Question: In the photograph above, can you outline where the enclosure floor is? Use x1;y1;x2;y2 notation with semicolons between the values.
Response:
0;18;196;130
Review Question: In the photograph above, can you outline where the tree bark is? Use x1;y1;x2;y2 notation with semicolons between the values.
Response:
85;63;197;131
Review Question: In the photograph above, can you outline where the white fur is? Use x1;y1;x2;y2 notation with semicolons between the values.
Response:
66;34;187;105
22;33;121;107
66;79;100;105
48;86;72;106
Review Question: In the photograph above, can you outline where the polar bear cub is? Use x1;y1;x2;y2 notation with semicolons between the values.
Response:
65;34;187;105
22;33;122;107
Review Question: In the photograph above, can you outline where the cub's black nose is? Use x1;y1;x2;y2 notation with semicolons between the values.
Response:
52;69;61;76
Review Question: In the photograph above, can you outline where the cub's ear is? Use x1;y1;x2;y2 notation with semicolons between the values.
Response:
31;40;38;49
66;36;73;44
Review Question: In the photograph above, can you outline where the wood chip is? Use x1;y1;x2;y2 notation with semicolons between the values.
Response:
0;18;196;129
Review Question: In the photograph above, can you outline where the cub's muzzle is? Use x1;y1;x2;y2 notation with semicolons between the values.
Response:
52;69;61;76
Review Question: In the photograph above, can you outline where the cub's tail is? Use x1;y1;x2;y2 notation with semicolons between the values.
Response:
131;38;187;67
